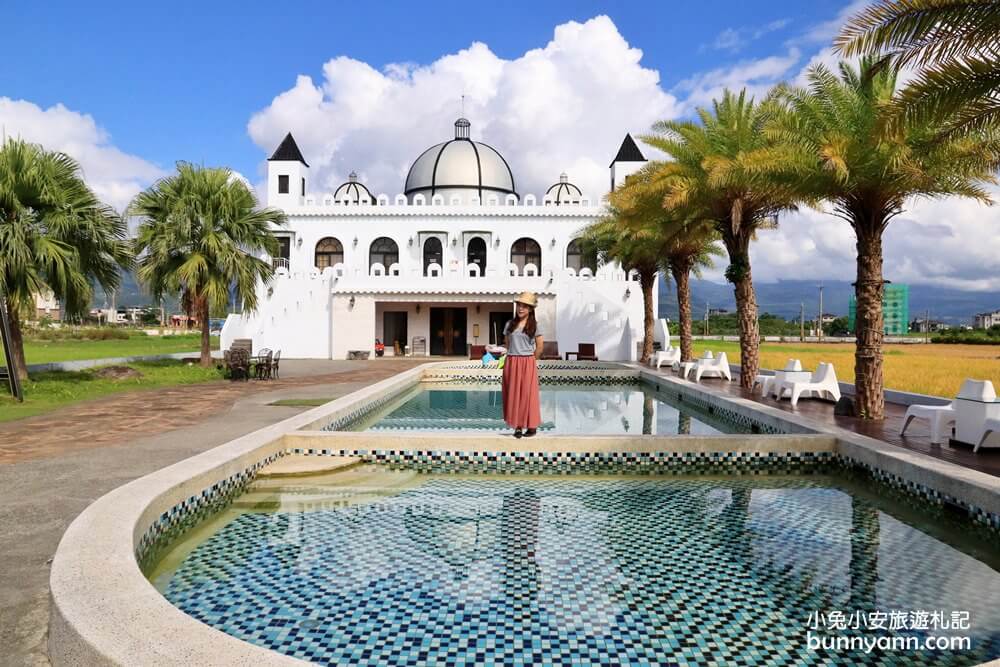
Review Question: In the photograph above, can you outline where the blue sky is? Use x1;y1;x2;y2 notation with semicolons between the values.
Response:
3;1;998;291
2;0;844;178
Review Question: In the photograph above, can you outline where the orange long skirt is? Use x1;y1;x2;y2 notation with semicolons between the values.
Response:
501;355;541;429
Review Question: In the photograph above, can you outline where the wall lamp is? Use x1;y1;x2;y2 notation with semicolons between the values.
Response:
296;237;303;248
352;237;358;248
451;236;458;246
348;295;355;309
415;304;421;314
408;236;413;247
550;237;556;248
494;237;501;248
624;288;631;300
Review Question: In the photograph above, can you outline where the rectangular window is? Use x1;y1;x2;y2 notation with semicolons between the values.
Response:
278;175;289;194
301;177;306;196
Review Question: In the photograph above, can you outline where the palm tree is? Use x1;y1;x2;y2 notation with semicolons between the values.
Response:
581;212;666;365
0;138;132;380
608;163;721;363
768;60;1000;418
836;0;1000;132
130;163;287;367
642;90;800;388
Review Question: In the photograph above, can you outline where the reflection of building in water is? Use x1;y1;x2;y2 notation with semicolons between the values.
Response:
849;499;879;611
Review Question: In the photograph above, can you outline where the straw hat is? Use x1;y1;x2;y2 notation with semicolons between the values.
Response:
514;291;538;308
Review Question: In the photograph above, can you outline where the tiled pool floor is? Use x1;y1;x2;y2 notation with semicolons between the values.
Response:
150;467;1000;666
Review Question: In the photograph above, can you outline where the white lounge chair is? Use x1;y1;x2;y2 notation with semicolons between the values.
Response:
695;351;732;382
979;418;1000;452
649;318;682;370
775;362;841;407
900;402;956;445
758;359;802;397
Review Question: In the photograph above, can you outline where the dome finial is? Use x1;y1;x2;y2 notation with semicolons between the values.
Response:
349;171;358;182
454;117;471;140
560;172;568;183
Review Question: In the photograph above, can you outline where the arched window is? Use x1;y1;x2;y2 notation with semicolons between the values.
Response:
369;237;399;270
423;237;443;276
566;238;597;273
314;237;344;270
510;238;541;273
467;237;487;277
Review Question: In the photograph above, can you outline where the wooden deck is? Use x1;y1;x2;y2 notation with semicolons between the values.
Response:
664;372;1000;478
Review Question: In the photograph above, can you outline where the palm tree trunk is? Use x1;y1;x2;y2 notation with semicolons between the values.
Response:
4;296;29;381
670;260;694;362
199;296;212;367
722;230;759;389
639;269;656;364
854;226;885;419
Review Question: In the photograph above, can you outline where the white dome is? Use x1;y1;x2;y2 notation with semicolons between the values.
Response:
404;119;517;204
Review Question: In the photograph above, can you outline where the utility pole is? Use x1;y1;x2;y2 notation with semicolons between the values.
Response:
817;283;824;341
800;302;805;341
704;302;710;336
925;308;930;343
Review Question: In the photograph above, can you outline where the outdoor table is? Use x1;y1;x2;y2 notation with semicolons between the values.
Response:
953;395;1000;449
679;361;698;380
768;370;812;398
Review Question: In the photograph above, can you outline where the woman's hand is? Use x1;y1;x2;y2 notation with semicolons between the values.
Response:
534;335;544;360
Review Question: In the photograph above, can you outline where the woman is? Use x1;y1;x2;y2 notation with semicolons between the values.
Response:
502;291;543;438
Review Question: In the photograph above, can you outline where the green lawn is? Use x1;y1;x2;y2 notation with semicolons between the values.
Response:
1;331;216;365
0;359;225;423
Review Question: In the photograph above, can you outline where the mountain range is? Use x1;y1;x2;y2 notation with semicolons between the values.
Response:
658;279;998;326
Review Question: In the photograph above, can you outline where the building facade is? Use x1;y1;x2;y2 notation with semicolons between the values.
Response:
221;120;656;360
974;309;1000;329
848;283;909;335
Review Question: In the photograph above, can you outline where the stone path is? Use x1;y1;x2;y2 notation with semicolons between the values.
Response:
0;357;426;666
0;358;425;465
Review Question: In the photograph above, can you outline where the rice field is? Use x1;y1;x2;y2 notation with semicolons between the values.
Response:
689;341;1000;398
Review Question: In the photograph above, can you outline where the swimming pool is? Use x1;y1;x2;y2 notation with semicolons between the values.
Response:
328;382;748;435
146;464;1000;666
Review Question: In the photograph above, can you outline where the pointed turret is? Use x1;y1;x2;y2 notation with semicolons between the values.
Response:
267;132;310;208
268;132;309;167
609;133;647;191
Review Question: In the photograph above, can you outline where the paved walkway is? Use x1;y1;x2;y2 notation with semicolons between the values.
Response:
0;357;424;666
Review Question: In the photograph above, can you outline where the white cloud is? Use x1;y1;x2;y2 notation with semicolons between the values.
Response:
247;15;679;203
0;97;165;212
673;48;801;113
703;19;792;54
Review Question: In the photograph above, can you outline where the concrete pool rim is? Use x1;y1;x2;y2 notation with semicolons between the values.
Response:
48;361;1000;666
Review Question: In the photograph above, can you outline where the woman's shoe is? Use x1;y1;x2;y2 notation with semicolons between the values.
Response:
524;428;537;438
513;429;523;438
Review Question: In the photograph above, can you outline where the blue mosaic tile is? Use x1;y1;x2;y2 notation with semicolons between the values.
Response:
157;473;1000;666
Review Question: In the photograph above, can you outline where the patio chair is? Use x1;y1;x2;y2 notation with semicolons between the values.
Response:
565;343;598;361
540;341;561;360
775;362;841;408
232;338;253;355
271;350;281;380
469;345;487;360
694;351;732;382
651;346;681;370
900;400;956;444
255;349;273;380
227;348;251;381
978;418;1000;452
757;359;802;397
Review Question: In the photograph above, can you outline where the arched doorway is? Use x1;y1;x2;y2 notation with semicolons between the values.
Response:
423;237;443;276
467;237;487;276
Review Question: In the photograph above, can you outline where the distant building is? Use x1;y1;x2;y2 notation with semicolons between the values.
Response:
848;283;909;335
820;313;838;325
974;309;1000;329
34;290;61;320
910;318;949;333
708;307;729;316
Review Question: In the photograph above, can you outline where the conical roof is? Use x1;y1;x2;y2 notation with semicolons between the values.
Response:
268;132;309;167
609;133;646;167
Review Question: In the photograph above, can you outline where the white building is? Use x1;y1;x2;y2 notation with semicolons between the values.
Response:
222;119;656;360
974;309;1000;329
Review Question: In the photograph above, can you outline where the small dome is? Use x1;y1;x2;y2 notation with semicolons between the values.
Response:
545;172;583;205
333;171;375;204
404;119;517;204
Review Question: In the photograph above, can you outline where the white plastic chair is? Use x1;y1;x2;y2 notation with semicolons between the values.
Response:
775;362;841;407
759;359;802;396
978;418;1000;452
651;347;681;370
900;402;956;444
695;351;732;382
